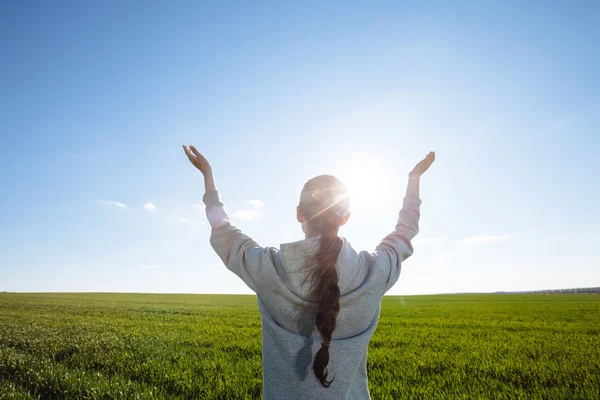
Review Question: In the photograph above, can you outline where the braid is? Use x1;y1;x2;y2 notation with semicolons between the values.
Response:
309;215;342;387
298;174;349;388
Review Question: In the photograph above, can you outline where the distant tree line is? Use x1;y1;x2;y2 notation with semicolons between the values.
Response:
495;287;600;294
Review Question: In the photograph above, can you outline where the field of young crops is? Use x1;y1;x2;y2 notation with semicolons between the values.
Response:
0;293;598;399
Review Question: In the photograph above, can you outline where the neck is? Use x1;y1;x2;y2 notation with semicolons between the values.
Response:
302;222;322;239
305;231;320;239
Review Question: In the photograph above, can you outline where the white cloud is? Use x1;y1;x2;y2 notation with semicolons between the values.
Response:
177;217;204;227
192;204;204;211
461;234;515;245
139;264;160;269
232;210;260;220
143;203;157;212
413;236;445;244
247;200;265;208
98;200;128;208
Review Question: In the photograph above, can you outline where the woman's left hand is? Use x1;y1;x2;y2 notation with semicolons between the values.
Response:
409;151;435;178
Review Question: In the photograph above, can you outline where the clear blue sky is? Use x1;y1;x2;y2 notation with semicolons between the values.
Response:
1;1;598;294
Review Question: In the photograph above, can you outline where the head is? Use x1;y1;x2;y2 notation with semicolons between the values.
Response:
297;175;351;238
297;175;350;387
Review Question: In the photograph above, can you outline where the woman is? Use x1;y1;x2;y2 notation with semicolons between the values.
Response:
183;145;435;399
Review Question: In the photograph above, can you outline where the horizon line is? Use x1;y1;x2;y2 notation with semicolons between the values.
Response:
1;286;599;296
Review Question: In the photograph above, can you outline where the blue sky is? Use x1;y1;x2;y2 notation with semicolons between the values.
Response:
1;1;598;294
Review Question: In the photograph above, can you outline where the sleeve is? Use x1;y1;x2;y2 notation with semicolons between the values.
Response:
373;196;421;293
203;189;272;293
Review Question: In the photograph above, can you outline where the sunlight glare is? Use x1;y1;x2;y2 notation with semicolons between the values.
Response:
333;156;391;213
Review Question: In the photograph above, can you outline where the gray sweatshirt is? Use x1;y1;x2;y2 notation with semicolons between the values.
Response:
203;190;421;400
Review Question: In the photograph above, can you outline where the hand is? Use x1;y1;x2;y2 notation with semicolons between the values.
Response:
183;145;212;175
409;151;435;178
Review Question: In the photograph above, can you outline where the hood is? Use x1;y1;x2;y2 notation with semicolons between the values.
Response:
278;236;367;300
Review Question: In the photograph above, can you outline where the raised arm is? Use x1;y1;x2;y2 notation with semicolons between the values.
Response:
183;145;216;192
374;151;435;293
183;145;271;293
183;145;226;228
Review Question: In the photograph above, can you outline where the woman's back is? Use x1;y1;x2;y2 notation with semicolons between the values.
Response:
206;192;422;399
257;237;394;399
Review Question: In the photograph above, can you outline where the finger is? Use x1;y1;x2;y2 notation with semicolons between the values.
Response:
189;145;202;158
183;145;195;158
191;146;210;165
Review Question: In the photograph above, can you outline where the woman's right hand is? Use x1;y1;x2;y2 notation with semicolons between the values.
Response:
183;145;212;176
409;151;435;178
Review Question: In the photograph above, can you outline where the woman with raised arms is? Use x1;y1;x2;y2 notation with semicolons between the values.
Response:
183;145;435;400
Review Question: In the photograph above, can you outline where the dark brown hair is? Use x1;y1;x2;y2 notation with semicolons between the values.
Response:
298;175;349;387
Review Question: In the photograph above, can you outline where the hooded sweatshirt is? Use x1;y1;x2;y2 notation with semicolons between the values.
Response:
203;189;421;400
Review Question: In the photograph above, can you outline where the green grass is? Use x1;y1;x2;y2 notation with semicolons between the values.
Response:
0;293;598;399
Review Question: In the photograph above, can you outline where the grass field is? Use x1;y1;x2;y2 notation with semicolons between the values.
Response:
0;293;598;399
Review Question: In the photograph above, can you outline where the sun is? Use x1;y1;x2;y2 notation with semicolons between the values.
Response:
332;156;391;213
